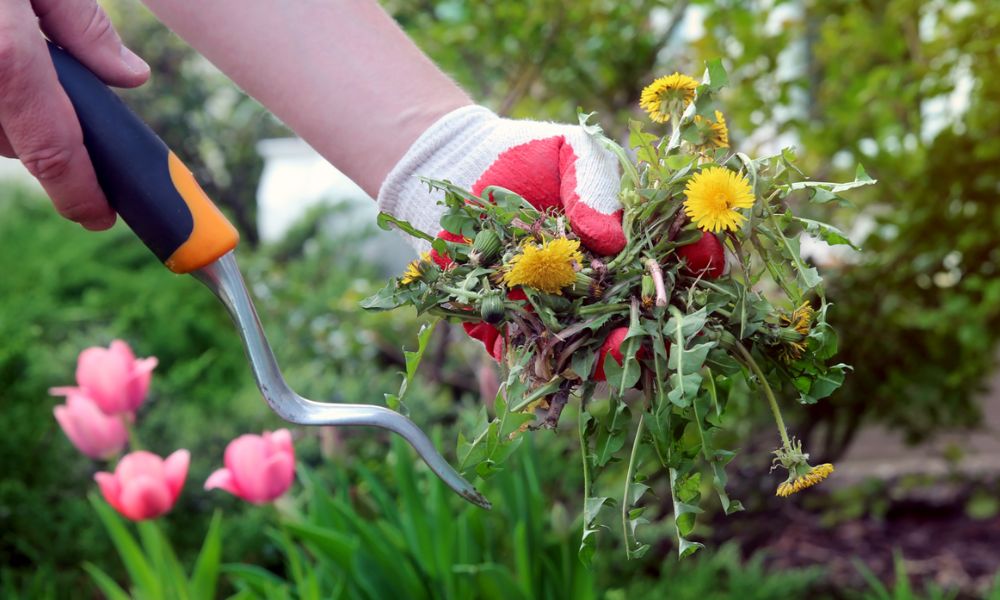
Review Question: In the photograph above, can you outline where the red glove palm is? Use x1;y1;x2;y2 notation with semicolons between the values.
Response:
378;106;629;377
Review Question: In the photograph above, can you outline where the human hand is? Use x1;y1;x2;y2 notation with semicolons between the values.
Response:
0;0;149;229
378;105;626;256
379;106;629;368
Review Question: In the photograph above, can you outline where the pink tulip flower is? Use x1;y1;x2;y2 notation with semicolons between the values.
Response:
53;392;129;459
95;450;189;521
205;429;295;504
51;340;158;415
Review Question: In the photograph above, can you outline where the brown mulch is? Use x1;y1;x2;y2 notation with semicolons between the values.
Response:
711;485;1000;598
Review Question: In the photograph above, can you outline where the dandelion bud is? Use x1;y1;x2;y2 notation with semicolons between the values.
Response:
480;292;505;324
641;275;655;305
470;230;502;265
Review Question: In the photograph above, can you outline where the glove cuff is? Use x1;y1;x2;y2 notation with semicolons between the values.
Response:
377;105;499;249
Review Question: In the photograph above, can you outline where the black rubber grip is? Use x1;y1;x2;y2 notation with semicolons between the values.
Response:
47;41;195;262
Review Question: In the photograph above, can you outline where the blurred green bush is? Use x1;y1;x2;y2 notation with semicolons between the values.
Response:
0;189;452;592
0;187;258;590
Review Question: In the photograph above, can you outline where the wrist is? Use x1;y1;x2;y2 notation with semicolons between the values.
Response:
377;105;500;244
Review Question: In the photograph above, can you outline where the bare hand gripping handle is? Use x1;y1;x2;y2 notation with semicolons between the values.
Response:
49;42;490;509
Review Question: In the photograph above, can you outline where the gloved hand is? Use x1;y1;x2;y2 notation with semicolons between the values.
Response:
378;105;626;256
378;105;628;376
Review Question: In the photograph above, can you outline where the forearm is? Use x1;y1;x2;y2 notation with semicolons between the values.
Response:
139;0;472;197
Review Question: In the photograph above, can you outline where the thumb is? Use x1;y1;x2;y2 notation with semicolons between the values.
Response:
559;132;625;255
34;0;149;88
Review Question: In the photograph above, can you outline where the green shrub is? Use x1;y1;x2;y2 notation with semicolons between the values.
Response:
0;189;434;593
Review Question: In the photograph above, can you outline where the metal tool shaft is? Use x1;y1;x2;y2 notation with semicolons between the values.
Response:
194;252;490;509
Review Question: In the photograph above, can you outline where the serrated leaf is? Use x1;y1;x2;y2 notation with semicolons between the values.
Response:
678;538;705;559
376;212;435;242
584;496;611;524
360;280;406;311
664;307;708;342
430;236;449;257
627;482;651;506
807;364;848;401
593;398;630;466
571;350;598;381
705;58;729;91
631;543;652;559
794;216;860;250
668;468;704;558
787;163;877;195
602;352;640;393
578;528;599;567
668;342;713;374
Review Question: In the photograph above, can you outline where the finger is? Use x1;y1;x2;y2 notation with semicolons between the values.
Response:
33;0;149;88
0;126;14;157
559;135;626;255
0;4;116;229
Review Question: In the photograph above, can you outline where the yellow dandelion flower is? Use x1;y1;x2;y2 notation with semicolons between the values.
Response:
776;463;835;497
683;167;755;233
502;237;583;295
400;251;432;285
784;302;815;336
640;73;699;123
777;302;815;362
692;110;730;150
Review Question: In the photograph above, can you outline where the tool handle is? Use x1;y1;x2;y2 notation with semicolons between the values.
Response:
47;42;239;273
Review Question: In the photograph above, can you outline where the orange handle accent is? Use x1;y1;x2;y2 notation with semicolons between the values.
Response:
164;152;240;273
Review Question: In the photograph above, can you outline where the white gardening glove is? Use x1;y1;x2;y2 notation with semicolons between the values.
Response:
377;105;625;256
376;105;627;363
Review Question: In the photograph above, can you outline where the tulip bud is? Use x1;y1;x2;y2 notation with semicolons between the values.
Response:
95;450;189;521
205;430;296;505
53;392;128;459
51;340;158;416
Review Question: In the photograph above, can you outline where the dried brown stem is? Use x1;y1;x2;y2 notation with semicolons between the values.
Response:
645;259;668;307
667;210;688;241
542;383;573;429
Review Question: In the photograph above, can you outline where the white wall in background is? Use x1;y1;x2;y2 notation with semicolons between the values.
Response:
0;157;37;188
256;137;415;274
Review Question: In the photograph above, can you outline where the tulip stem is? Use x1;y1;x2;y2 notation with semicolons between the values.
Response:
123;417;143;451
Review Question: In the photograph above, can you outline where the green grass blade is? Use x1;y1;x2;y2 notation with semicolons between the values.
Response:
138;521;189;600
221;563;286;596
189;511;224;600
83;563;132;600
88;494;161;598
282;521;358;567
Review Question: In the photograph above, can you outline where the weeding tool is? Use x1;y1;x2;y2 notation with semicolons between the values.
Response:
47;42;490;509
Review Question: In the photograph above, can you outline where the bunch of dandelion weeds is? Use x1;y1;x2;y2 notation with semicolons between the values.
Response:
363;59;875;561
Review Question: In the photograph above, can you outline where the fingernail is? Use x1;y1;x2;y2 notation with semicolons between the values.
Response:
120;46;150;75
82;213;117;231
